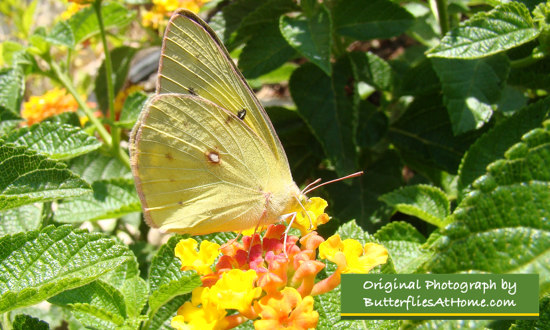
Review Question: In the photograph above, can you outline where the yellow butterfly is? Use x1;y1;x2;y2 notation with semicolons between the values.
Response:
130;10;303;235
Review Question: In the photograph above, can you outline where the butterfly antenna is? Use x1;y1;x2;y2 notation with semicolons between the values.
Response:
301;178;322;195
303;171;363;195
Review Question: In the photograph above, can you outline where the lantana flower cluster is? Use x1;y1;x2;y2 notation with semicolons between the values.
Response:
171;198;389;330
21;87;80;126
142;0;211;29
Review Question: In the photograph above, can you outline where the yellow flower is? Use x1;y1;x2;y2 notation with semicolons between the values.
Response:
171;287;228;330
175;238;220;275
142;0;211;28
141;9;166;29
319;234;388;273
61;3;87;20
207;269;262;313
153;0;180;12
113;85;143;116
254;287;318;330
21;87;80;126
291;197;330;235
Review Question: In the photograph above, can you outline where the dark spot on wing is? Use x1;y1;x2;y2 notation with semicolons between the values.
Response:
237;109;246;120
205;150;221;164
188;87;197;96
165;153;174;160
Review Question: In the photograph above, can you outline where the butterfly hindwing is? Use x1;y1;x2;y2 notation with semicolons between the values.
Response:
130;94;294;234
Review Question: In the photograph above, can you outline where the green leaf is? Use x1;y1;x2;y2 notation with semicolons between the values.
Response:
426;125;550;290
511;294;550;329
12;314;49;330
95;46;138;112
4;123;101;160
239;23;296;79
54;178;140;223
508;57;550;89
48;280;126;329
266;106;324;184
69;150;131;184
427;2;539;59
209;0;266;47
388;92;480;174
0;67;24;114
457;96;550;198
431;55;509;134
121;275;148;321
355;101;388;149
146;295;188;330
495;85;528;115
0;142;91;211
0;225;134;313
235;0;298;43
47;21;75;48
380;185;451;228
0;203;42;236
148;273;201;320
326;151;403;230
10;304;69;329
43;112;81;127
397;58;440;97
118;91;148;129
289;59;358;177
279;4;332;75
374;221;426;244
66;2;135;46
350;52;393;91
0;105;23;136
333;0;414;40
146;234;210;328
374;222;433;274
428;181;550;278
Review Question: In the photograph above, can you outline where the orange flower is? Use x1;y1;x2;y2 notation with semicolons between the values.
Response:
21;87;80;126
254;287;318;330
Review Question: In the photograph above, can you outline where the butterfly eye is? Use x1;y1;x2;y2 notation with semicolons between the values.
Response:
237;109;246;120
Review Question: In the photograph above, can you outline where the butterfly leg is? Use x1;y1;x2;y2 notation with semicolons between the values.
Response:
281;212;297;258
246;209;269;262
221;232;242;251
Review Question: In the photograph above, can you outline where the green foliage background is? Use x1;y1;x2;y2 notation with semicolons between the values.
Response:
0;0;549;328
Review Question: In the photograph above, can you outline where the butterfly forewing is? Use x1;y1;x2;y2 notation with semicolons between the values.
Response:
159;11;289;168
130;94;295;234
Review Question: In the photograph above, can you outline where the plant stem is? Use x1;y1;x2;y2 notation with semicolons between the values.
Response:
435;0;450;36
510;49;546;69
50;60;112;147
93;0;129;168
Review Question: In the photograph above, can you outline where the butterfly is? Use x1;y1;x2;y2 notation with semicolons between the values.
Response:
129;9;304;235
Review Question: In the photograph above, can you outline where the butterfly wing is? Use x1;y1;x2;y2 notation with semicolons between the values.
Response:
158;10;290;169
130;94;297;234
